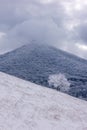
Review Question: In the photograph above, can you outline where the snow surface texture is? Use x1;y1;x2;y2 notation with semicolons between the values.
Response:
0;72;87;130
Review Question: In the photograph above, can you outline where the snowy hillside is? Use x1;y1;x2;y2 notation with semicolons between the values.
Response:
0;72;87;130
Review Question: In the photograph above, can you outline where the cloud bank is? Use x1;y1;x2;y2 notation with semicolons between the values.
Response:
0;0;87;59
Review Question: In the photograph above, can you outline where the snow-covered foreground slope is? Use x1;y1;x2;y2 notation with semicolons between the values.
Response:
0;72;87;130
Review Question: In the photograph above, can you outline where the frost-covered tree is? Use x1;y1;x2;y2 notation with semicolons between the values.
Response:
48;73;70;92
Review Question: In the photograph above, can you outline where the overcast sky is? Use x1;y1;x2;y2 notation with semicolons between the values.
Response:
0;0;87;59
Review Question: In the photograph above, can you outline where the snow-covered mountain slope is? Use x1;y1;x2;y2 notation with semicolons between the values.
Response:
0;72;87;130
0;43;87;100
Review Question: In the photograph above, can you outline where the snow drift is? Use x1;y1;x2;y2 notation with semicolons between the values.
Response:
0;72;87;130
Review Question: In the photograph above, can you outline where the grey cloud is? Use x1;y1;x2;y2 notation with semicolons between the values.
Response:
0;18;68;52
75;23;87;44
0;0;87;59
0;0;69;52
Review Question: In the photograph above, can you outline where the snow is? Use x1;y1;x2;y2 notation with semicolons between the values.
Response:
0;72;87;130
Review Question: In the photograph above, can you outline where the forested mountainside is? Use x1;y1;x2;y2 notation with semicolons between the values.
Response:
0;43;87;100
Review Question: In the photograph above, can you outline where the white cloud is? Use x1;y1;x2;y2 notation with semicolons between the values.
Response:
0;32;6;38
39;0;54;4
76;43;87;51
